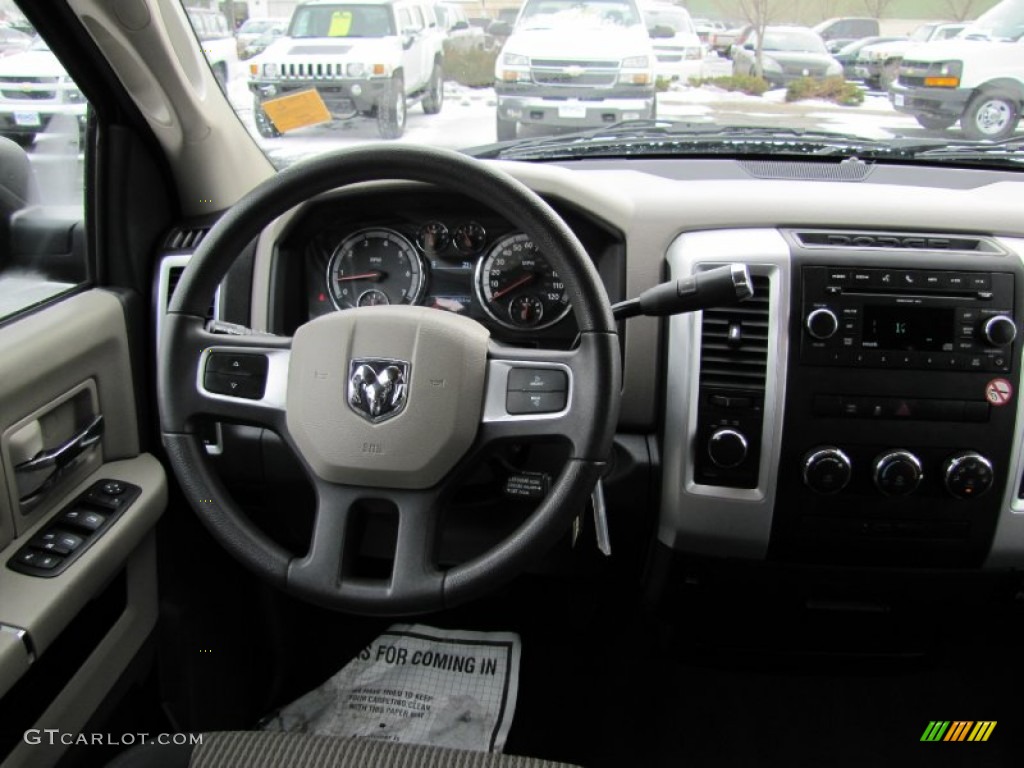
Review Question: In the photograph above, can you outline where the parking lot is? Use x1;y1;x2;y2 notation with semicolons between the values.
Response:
222;53;1007;168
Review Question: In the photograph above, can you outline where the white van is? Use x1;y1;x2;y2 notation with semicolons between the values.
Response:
890;0;1024;139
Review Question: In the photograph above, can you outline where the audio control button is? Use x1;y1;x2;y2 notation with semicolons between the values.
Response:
982;315;1017;347
806;308;839;340
873;451;923;497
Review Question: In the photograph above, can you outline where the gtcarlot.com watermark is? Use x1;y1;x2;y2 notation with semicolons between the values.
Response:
24;730;202;747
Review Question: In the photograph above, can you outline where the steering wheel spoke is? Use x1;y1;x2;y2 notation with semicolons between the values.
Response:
478;334;617;458
288;478;445;614
160;313;291;433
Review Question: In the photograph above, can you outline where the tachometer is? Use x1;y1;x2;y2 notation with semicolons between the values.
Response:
326;228;426;310
475;233;571;330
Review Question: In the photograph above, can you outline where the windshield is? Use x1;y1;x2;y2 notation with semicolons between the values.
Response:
519;0;642;31
288;5;395;38
185;0;1024;169
760;29;828;53
963;0;1024;40
643;9;695;35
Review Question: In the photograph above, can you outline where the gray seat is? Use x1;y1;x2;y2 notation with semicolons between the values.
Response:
107;731;579;768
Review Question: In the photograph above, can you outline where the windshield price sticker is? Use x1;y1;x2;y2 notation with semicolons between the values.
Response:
985;378;1013;406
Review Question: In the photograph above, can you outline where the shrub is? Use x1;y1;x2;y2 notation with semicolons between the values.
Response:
443;44;499;88
786;76;864;106
656;76;673;93
687;74;770;97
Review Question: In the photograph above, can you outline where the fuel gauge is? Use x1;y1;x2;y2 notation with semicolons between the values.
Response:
453;221;487;255
416;220;450;256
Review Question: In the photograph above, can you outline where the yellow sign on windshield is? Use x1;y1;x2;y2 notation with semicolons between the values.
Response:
328;11;353;36
260;89;331;133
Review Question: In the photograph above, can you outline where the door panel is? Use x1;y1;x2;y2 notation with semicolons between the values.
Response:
0;290;165;767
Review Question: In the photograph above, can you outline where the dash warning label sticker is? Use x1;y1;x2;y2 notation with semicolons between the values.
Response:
985;378;1013;407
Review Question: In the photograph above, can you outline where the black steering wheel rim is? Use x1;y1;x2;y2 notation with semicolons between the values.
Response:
159;144;620;614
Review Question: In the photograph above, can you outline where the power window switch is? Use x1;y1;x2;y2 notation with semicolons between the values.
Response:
84;488;128;512
15;550;62;570
60;508;106;532
31;530;84;556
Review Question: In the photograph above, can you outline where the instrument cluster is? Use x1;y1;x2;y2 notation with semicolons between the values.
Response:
306;214;575;337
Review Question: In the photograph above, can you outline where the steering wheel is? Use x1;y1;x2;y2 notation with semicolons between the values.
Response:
158;145;620;615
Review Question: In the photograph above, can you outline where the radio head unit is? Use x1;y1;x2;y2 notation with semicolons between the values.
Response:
801;266;1015;372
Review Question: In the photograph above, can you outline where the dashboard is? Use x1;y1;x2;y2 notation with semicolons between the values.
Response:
265;187;626;347
209;157;1024;574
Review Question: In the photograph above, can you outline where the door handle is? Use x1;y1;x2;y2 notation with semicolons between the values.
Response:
15;414;103;507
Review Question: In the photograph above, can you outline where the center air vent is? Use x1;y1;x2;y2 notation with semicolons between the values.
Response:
694;273;771;489
794;230;994;253
699;274;771;393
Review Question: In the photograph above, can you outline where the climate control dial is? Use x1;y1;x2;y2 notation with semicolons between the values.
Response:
943;452;994;500
803;447;852;494
873;450;923;497
805;308;839;340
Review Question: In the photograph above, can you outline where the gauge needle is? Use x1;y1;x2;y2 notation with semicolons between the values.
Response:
491;273;536;300
335;270;385;282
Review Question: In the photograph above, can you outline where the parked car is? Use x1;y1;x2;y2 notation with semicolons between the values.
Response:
435;1;487;51
692;17;726;46
855;22;965;90
833;35;907;80
248;0;446;140
732;26;842;87
710;23;747;57
186;6;239;87
235;17;289;59
0;26;32;57
0;36;85;146
642;2;705;82
892;0;1024;139
812;16;880;43
493;0;656;141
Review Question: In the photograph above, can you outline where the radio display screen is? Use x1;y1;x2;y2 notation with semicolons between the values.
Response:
862;306;955;351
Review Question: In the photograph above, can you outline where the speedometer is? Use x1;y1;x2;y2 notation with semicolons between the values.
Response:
474;233;571;331
326;228;425;310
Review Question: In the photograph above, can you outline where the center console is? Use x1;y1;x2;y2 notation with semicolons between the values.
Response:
660;228;1024;569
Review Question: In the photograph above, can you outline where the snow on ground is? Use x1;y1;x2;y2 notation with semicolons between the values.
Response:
225;62;965;167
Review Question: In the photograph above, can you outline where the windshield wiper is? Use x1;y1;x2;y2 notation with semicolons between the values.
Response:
467;120;938;161
908;139;1024;165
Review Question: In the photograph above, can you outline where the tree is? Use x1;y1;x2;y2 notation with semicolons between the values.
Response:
942;0;982;21
861;0;896;18
736;0;791;78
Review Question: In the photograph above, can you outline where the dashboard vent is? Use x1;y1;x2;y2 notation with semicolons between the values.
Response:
165;264;215;319
795;230;991;253
163;226;209;251
699;274;771;393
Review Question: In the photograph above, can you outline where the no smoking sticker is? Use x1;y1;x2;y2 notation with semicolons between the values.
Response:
986;378;1013;406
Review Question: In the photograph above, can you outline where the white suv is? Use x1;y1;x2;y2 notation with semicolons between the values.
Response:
0;37;86;147
248;0;446;139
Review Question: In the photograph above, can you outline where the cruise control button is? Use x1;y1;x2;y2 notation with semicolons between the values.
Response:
507;368;568;392
506;390;567;415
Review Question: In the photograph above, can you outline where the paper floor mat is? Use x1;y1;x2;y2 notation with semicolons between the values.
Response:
262;623;522;753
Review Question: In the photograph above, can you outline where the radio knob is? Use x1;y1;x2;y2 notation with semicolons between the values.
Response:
708;428;748;469
806;308;839;340
982;315;1017;347
943;452;994;500
873;450;923;497
803;447;852;494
